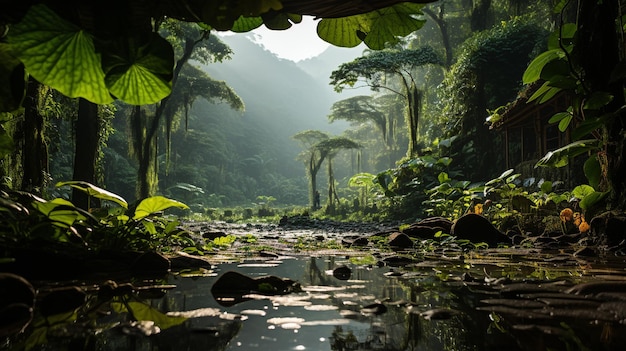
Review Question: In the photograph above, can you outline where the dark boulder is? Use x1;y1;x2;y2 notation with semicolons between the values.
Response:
211;271;301;306
388;232;414;249
131;251;170;274
590;211;626;247
401;225;438;239
451;213;509;247
416;216;453;233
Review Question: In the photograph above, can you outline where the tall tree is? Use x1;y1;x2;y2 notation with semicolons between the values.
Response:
20;77;47;194
132;21;237;199
316;137;361;212
293;130;330;209
330;47;442;157
328;94;400;168
71;98;100;209
293;131;360;210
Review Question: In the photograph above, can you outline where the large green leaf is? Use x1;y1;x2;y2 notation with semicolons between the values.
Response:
31;198;86;227
523;49;565;84
133;196;189;220
8;4;113;105
535;139;601;168
56;181;128;209
231;16;264;32
317;16;365;48
317;3;425;49
102;33;174;105
583;155;602;190
579;191;608;211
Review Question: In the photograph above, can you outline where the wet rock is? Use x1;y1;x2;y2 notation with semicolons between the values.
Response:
332;265;352;280
451;213;509;247
379;255;419;267
401;225;438;239
202;231;228;241
0;273;35;338
169;253;213;270
211;271;301;306
416;217;453;233
387;232;414;249
38;286;86;316
348;236;370;247
590;211;626;247
131;251;170;274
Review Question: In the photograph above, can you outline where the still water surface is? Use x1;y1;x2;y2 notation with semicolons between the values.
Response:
8;249;626;350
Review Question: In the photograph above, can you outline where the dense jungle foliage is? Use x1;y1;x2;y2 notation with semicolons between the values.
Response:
1;0;625;254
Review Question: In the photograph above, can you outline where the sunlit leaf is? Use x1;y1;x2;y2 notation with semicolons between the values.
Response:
583;155;602;190
572;184;595;200
558;113;573;132
231;16;264;32
31;198;86;227
133;196;189;220
317;16;365;48
579;191;608;211
8;4;113;104
56;180;128;208
523;49;565;84
535;139;600;168
318;3;425;50
437;172;450;184
102;33;174;105
112;301;187;330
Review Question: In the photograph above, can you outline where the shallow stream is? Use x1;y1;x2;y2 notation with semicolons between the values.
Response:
7;246;626;351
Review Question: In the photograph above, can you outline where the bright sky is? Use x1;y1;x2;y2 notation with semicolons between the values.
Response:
249;16;331;62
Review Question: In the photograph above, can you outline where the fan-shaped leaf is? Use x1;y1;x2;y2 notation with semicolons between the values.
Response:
8;4;113;104
102;33;174;105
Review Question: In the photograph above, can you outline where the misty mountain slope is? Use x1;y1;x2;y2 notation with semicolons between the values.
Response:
202;34;342;136
297;43;366;83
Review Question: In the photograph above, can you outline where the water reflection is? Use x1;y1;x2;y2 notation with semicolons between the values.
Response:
5;251;626;350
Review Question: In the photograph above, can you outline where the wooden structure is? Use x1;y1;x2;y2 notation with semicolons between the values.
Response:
489;83;571;169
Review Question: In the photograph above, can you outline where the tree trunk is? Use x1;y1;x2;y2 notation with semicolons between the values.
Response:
470;0;492;32
72;98;100;209
21;77;48;195
406;83;421;157
423;6;452;67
